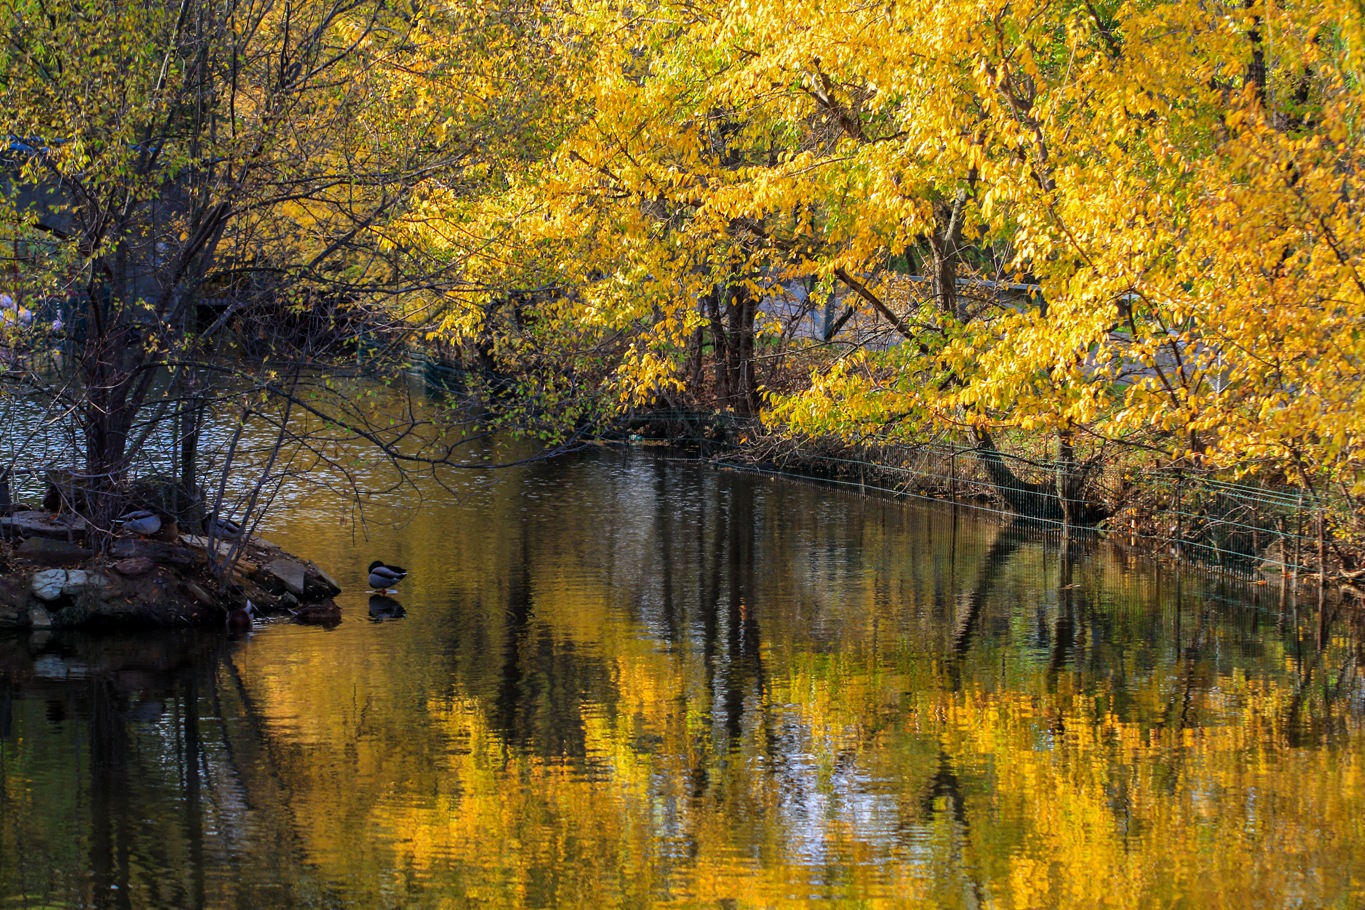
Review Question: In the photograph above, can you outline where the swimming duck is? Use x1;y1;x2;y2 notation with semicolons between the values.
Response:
227;599;256;634
291;600;341;626
368;560;408;593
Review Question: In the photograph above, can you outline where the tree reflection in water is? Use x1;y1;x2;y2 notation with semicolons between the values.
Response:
2;448;1364;908
0;631;327;908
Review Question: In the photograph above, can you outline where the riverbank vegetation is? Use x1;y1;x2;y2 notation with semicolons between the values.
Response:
2;0;1363;593
0;0;528;570
416;0;1365;575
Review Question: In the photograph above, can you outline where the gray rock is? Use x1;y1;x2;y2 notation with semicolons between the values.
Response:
180;534;235;559
32;569;68;602
184;582;216;607
0;511;87;539
304;565;342;598
0;577;26;626
29;569;107;602
111;538;198;566
264;558;307;597
112;557;156;577
28;604;53;629
17;536;93;566
63;571;110;597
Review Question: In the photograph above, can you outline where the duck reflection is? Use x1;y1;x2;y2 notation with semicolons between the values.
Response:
367;594;406;621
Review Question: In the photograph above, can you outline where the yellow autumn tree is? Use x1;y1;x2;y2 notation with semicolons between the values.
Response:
423;0;1364;541
0;0;536;532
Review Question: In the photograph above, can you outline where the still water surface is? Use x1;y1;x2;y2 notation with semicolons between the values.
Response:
2;446;1363;908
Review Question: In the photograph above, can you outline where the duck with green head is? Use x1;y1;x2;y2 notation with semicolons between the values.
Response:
368;560;408;594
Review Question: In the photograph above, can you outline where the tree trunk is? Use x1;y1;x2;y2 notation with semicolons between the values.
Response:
971;427;1064;521
1055;425;1084;527
929;191;968;321
703;287;729;405
682;324;706;396
178;393;205;522
724;283;760;416
1245;0;1266;106
78;267;152;543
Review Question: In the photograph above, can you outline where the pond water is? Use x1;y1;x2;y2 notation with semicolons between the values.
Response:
2;444;1363;908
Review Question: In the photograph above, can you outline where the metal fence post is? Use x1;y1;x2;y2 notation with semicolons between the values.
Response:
1318;503;1327;590
1318;501;1328;642
1175;471;1183;560
1292;491;1304;587
950;448;957;507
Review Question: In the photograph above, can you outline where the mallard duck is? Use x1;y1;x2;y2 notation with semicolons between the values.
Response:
291;600;341;626
115;509;172;538
368;560;408;593
227;599;256;634
206;514;243;538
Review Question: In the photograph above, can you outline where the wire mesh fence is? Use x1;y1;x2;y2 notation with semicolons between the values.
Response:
608;408;1346;581
402;350;1351;584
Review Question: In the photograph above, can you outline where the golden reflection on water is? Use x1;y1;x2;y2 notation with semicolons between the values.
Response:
241;450;1365;908
1;447;1364;908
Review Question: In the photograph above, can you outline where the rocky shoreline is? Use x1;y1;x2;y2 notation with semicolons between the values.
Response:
0;509;341;630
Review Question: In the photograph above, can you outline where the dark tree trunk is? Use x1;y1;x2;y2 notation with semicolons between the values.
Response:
1245;0;1266;106
77;263;155;543
177;392;207;524
724;283;760;416
705;287;730;405
682;324;706;395
971;427;1064;521
928;194;967;321
1056;425;1083;527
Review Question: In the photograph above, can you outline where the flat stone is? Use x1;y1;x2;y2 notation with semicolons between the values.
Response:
32;569;68;602
180;534;236;558
111;538;199;566
112;557;156;577
62;571;110;597
304;564;342;598
28;604;53;629
0;512;87;539
17;536;92;566
0;576;26;614
264;558;307;597
184;582;217;607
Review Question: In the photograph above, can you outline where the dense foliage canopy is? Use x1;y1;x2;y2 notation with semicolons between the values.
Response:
413;0;1365;516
